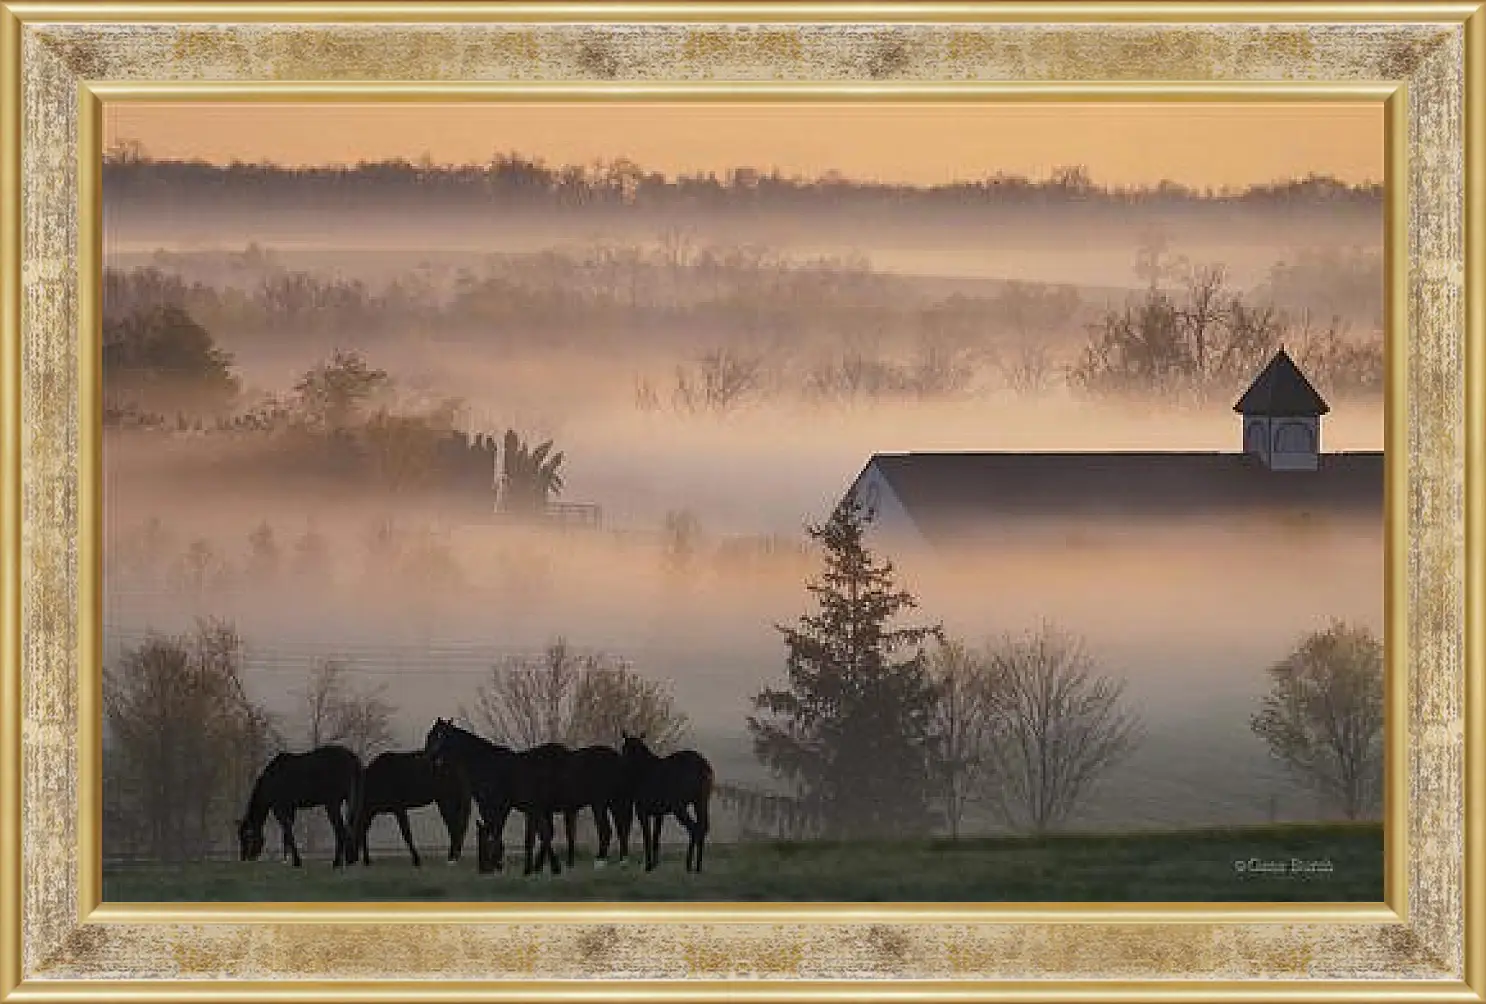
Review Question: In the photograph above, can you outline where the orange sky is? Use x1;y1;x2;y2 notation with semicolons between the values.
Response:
105;101;1383;189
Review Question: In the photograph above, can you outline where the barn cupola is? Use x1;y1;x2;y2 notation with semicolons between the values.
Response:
1233;348;1330;471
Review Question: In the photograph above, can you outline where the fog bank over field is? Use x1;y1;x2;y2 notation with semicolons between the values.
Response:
106;505;1382;725
104;473;1381;832
104;377;1384;829
105;208;1380;294
100;155;1386;833
105;389;1385;537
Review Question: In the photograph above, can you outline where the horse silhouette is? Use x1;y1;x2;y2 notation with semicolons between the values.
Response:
352;750;471;867
475;815;500;873
474;811;559;875
553;745;635;868
237;745;362;868
423;719;566;875
469;743;634;871
621;734;713;872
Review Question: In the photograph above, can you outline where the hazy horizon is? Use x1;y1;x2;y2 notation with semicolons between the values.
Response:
105;101;1383;188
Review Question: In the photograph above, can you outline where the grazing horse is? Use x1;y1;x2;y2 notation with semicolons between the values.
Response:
471;813;553;875
423;719;566;875
237;745;362;868
352;750;471;867
621;734;713;872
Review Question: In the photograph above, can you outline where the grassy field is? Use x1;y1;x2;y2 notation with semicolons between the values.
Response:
103;822;1381;902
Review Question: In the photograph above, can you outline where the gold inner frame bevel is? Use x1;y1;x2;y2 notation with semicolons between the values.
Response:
2;4;1482;1001
75;79;1413;928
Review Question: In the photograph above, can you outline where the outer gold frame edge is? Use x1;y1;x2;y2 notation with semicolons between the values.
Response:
77;78;1404;929
0;0;22;1000
0;0;1477;1000
1464;5;1486;998
3;977;1485;1004
0;1;1482;22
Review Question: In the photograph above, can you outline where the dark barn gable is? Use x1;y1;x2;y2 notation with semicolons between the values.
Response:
857;451;1382;548
841;350;1381;549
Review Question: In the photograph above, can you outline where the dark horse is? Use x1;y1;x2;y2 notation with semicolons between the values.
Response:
621;734;713;872
352;750;471;867
423;719;566;875
474;746;635;872
237;745;362;868
554;745;635;869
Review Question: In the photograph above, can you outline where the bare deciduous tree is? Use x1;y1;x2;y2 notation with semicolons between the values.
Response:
244;521;279;584
802;348;905;404
672;347;765;414
290;657;396;856
995;343;1057;397
1071;259;1381;405
661;509;703;576
926;638;997;839
292;522;331;582
1250;621;1384;821
103;619;278;861
169;537;233;597
297;657;396;761
111;516;175;585
633;375;662;413
469;638;691;751
908;334;976;399
980;622;1144;834
569;662;691;752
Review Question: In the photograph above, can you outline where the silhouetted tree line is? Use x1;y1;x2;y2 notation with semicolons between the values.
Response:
739;491;1384;839
101;333;488;499
1070;264;1383;405
103;302;240;417
102;614;693;862
106;247;1033;356
1258;246;1384;332
103;619;401;862
104;143;1382;215
106;513;469;601
104;265;437;350
101;308;567;508
105;230;1382;411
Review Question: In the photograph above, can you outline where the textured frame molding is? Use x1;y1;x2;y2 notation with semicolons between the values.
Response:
0;3;1482;1001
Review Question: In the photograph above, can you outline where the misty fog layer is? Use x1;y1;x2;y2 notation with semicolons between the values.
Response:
105;400;1384;838
103;166;1385;839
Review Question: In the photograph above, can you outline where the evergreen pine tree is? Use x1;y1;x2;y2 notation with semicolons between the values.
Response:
748;489;942;838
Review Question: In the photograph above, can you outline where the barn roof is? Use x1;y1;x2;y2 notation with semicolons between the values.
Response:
1233;349;1330;417
862;450;1382;544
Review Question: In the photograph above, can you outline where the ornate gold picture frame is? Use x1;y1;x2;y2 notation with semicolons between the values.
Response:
1;1;1482;999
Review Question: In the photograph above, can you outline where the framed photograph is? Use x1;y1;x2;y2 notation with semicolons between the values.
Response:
1;1;1482;1000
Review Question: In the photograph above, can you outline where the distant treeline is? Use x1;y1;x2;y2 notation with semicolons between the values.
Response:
102;246;1104;361
103;145;1382;215
104;238;1383;366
